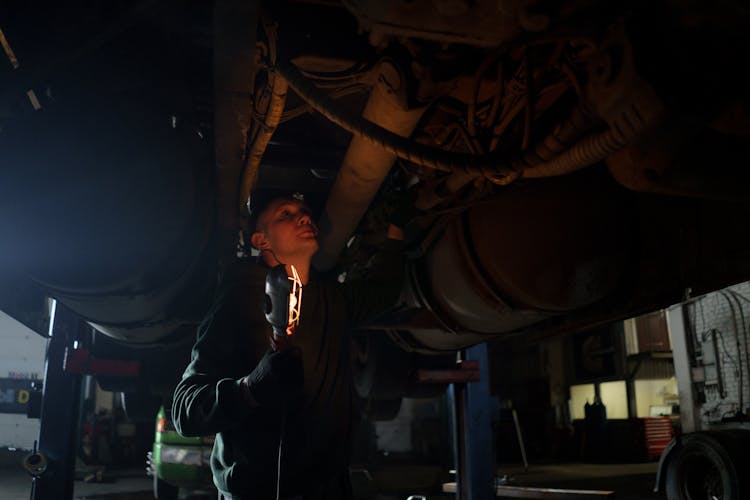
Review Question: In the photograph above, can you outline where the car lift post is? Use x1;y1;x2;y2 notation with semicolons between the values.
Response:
30;300;84;500
415;343;495;499
441;346;618;500
448;343;495;500
429;344;616;500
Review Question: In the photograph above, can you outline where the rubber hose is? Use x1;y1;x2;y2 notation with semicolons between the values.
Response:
521;105;592;164
238;72;288;219
274;61;517;180
522;128;626;178
275;61;631;183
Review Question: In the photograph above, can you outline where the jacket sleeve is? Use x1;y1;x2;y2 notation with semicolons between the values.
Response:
172;281;267;437
341;238;406;327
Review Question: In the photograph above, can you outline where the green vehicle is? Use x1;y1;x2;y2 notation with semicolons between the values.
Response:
147;406;215;499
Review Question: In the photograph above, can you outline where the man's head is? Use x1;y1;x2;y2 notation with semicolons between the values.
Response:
250;196;319;267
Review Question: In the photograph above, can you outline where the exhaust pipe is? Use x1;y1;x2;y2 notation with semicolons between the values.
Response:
313;60;426;271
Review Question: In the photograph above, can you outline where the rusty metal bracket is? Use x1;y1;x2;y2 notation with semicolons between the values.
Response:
414;360;481;384
63;347;140;377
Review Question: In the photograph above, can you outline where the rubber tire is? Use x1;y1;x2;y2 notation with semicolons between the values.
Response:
665;433;741;500
153;475;179;500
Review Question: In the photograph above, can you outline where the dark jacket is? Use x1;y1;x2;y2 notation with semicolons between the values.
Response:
172;240;404;499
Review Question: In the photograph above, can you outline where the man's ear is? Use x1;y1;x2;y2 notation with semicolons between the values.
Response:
250;231;269;250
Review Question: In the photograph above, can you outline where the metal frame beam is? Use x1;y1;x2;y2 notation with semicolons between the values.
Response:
666;304;699;433
32;301;84;500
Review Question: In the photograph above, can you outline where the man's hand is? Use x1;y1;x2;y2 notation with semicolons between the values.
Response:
239;350;303;409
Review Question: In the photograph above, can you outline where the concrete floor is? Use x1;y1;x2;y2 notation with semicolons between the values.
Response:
364;462;663;500
0;467;151;500
499;462;662;500
0;465;216;500
0;462;663;499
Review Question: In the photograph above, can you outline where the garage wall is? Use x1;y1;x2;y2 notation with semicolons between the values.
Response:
633;378;678;418
0;311;46;449
684;282;750;426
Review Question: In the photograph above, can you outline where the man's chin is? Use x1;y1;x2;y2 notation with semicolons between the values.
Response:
297;239;319;257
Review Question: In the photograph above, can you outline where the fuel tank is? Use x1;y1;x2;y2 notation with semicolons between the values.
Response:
393;170;634;351
1;86;216;344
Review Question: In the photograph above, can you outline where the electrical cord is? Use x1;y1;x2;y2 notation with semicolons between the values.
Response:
730;290;750;306
713;328;741;410
728;289;750;401
238;70;288;221
273;60;628;184
280;84;370;123
298;61;372;83
720;291;744;411
693;300;704;353
714;329;740;373
276;409;286;500
521;49;533;151
261;248;285;268
467;48;504;137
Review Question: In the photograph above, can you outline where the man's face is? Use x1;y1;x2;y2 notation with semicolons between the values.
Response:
252;198;319;263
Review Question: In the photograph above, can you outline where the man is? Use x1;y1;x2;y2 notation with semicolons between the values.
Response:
172;194;405;499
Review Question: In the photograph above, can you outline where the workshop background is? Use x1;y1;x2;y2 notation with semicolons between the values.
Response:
1;281;748;499
686;283;750;426
0;310;45;453
3;0;750;498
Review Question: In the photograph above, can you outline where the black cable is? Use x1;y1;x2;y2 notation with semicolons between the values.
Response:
721;409;738;420
274;60;625;184
238;70;288;221
731;291;750;306
688;300;701;355
521;49;533;151
728;290;750;410
706;329;728;398
720;292;744;410
695;298;711;370
280;84;370;123
298;61;373;82
261;248;285;267
713;328;741;409
714;329;740;371
276;409;286;500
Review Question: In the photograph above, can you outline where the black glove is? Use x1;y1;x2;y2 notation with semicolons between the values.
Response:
265;264;292;338
240;349;303;409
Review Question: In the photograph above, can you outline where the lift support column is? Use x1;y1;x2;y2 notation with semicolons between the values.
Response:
417;343;495;499
421;343;616;499
30;300;84;500
453;343;495;500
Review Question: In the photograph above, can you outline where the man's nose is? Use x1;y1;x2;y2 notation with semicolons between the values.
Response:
297;212;312;225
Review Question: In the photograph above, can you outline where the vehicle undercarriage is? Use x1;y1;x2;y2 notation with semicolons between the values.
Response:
1;0;750;410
